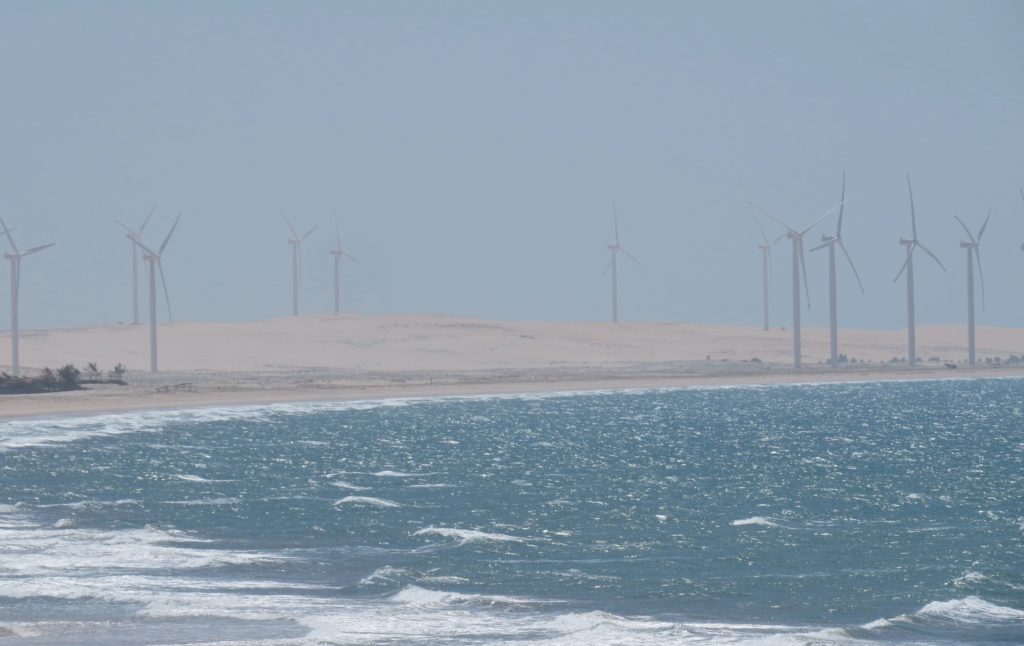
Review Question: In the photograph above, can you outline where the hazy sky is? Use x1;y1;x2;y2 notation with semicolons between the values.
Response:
1;1;1022;331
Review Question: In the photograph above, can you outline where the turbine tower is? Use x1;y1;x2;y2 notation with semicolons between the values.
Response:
810;173;864;367
753;216;785;331
893;174;945;367
283;215;316;316
955;210;990;367
604;202;639;323
134;214;180;372
329;216;356;315
115;204;155;326
748;201;840;369
0;216;55;377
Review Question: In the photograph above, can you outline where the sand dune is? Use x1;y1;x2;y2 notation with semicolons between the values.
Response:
1;314;1022;419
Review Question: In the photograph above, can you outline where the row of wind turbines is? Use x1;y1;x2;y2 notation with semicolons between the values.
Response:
1;178;1021;376
606;176;1022;370
0;211;355;376
742;174;1011;370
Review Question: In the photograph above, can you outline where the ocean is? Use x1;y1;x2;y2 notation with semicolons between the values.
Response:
0;378;1022;644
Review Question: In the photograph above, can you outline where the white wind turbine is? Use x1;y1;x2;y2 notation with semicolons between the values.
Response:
955;210;990;367
329;215;356;315
810;173;864;367
894;174;945;367
283;215;316;316
753;216;785;331
0;216;55;377
748;200;841;369
115;203;155;325
604;202;639;323
134;214;180;372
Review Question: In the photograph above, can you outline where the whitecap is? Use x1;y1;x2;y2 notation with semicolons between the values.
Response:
334;496;401;508
173;474;235;483
413;526;524;544
358;565;407;586
731;516;780;528
328;480;368;491
916;595;1024;623
388;584;553;608
370;470;431;478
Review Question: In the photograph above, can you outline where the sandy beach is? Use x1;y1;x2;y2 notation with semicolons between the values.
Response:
1;313;1022;420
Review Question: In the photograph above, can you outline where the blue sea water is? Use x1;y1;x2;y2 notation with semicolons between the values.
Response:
0;378;1022;645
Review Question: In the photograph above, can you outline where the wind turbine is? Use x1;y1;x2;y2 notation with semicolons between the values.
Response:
0;216;55;377
283;215;316;316
134;214;180;372
748;200;841;368
604;202;639;323
955;210;990;367
753;216;785;331
115;203;155;326
329;214;356;315
894;174;945;367
810;173;864;367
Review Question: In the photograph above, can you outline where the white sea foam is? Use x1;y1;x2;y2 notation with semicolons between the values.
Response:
175;474;236;483
358;565;407;586
334;496;401;508
731;516;780;528
406;483;453;489
413;527;524;544
915;595;1024;623
0;522;288;579
328;480;368;491
389;584;554;609
370;470;431;477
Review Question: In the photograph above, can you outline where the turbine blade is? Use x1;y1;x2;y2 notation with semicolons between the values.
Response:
140;203;156;232
159;213;181;254
772;232;787;246
343;252;358;263
838;240;865;294
747;202;795;233
954;215;975;243
302;226;317;241
799;238;810;308
282;213;298;239
23;242;55;256
612;201;620;246
893;251;911;282
975;247;986;310
602;256;613;275
754;216;770;245
620;247;641;267
809;239;832;253
800;199;844;236
0;215;19;254
334;218;342;252
837;171;845;238
917;242;946;271
906;173;918;239
115;219;138;237
137;240;158;257
157;259;173;323
977;208;991;241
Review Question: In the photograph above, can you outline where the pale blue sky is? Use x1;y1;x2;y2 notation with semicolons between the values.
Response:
1;1;1022;330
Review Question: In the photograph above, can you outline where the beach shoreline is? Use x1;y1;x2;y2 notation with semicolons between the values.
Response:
2;314;1022;421
2;363;1022;421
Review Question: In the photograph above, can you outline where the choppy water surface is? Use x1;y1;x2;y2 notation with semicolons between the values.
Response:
1;378;1022;644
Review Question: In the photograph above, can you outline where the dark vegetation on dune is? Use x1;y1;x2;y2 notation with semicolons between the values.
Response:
0;362;126;395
